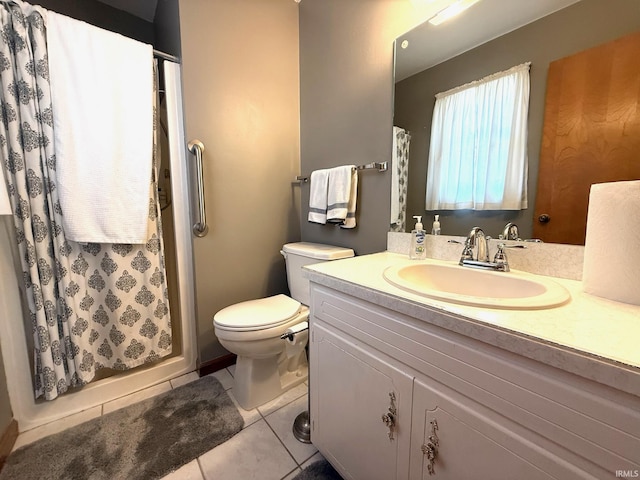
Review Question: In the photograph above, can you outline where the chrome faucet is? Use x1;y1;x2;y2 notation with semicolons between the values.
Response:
459;226;526;272
501;222;519;241
459;227;490;263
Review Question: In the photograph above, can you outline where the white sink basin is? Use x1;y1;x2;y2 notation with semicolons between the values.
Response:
383;262;571;309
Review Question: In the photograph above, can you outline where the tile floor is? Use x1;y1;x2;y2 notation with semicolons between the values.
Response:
12;365;327;480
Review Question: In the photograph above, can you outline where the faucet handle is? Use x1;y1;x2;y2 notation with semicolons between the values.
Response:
493;243;527;272
493;243;510;271
459;239;474;262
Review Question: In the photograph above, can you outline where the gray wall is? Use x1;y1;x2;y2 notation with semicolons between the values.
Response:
34;0;154;44
395;0;640;240
298;0;418;255
154;0;181;58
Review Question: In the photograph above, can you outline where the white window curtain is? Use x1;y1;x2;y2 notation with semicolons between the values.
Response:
425;62;530;211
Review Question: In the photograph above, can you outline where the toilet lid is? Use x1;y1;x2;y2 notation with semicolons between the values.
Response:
214;294;302;330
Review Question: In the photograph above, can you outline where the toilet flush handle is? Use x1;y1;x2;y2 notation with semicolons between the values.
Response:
280;250;287;259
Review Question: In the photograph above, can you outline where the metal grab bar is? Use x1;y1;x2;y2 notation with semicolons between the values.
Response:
188;140;208;237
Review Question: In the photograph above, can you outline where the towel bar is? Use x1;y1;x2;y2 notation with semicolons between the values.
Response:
295;161;387;183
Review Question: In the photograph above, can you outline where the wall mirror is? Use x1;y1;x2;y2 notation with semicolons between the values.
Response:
392;0;640;244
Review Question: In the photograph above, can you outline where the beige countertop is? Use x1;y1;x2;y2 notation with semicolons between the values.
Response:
305;252;640;396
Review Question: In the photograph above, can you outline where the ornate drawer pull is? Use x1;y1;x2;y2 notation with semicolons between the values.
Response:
421;419;439;475
381;392;397;440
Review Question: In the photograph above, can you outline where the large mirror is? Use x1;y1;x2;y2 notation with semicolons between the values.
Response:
392;0;640;244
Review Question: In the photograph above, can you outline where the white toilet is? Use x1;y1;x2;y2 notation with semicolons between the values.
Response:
213;242;354;410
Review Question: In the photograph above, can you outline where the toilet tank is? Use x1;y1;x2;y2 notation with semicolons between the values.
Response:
281;242;354;306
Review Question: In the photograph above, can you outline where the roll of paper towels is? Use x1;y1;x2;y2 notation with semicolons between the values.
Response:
582;180;640;305
284;321;308;359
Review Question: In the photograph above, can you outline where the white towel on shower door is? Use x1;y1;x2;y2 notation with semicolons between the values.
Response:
47;11;153;244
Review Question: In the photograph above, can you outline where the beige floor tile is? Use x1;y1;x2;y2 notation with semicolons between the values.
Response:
102;381;172;414
257;382;308;416
210;368;234;391
227;388;261;428
159;459;204;480
12;405;102;451
199;419;297;480
227;364;236;377
265;395;316;464
169;371;200;389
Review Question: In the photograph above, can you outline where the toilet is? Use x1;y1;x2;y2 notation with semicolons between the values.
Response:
213;242;354;410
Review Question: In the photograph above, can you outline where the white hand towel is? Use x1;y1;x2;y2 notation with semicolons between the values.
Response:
0;166;11;215
340;168;357;229
47;11;153;244
327;165;355;224
308;169;329;224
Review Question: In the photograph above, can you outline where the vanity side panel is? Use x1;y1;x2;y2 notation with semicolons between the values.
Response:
311;283;640;477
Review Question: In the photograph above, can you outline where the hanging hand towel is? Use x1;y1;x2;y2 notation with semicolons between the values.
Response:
47;11;153;244
308;169;329;224
340;168;357;229
0;165;11;215
327;165;357;228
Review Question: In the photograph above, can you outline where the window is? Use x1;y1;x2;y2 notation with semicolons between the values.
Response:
425;63;530;210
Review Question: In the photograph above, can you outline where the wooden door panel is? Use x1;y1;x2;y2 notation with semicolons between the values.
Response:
534;31;640;244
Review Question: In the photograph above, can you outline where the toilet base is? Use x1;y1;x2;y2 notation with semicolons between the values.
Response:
233;350;308;410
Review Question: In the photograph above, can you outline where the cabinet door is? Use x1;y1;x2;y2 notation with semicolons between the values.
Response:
310;322;413;480
410;376;561;480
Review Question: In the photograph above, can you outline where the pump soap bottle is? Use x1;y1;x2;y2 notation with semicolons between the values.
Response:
431;215;441;235
410;215;426;260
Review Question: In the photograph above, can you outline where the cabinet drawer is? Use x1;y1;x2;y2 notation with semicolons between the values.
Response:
311;284;640;476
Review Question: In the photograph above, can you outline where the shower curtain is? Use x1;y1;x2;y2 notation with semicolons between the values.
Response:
390;126;410;232
0;1;172;400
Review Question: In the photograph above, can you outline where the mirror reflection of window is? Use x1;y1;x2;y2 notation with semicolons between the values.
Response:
426;63;530;211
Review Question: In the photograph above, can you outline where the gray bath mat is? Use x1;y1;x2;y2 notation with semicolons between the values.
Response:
0;375;243;480
294;459;343;480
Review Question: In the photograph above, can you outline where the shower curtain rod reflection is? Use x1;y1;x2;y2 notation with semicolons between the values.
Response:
154;49;180;63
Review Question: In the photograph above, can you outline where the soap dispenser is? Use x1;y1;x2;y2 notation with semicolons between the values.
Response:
431;215;441;235
410;215;426;260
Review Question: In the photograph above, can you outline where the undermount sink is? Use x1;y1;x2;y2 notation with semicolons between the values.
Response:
383;262;571;309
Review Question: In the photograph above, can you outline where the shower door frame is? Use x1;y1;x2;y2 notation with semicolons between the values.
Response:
0;61;198;432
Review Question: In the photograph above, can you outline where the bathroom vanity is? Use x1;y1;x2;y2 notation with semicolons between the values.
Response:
306;252;640;480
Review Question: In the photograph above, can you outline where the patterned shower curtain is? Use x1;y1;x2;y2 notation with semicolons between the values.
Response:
0;1;172;400
390;126;410;232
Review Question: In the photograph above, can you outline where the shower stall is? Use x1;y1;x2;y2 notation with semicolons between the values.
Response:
0;59;198;432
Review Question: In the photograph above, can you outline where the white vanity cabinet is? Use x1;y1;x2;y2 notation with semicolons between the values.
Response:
312;322;413;479
309;282;640;480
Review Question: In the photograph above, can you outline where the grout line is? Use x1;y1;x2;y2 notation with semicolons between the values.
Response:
280;466;300;480
262;415;300;467
196;457;206;480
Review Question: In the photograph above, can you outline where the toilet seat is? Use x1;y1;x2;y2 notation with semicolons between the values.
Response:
214;294;303;332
